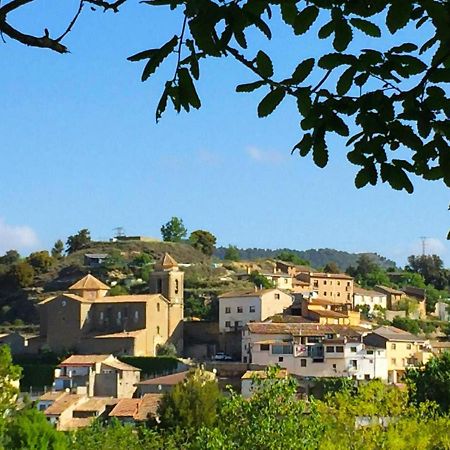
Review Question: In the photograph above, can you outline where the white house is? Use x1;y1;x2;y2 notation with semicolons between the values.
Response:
433;301;450;321
353;287;387;314
242;322;387;381
218;289;294;333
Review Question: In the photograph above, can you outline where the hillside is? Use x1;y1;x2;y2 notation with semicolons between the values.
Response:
214;247;396;270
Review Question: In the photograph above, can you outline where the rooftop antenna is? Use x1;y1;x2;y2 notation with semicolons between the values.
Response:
114;227;125;238
420;236;428;255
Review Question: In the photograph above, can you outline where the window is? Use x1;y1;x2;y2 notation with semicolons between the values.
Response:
225;321;231;328
284;278;288;283
391;358;397;365
350;346;357;353
278;356;284;362
347;282;350;286
323;280;327;285
337;281;341;286
237;306;243;313
157;303;160;312
313;281;319;288
325;333;334;339
365;374;371;380
272;344;293;354
324;292;327;296
301;359;307;367
336;346;344;353
235;321;243;328
225;307;231;314
337;292;341;297
332;364;336;369
249;305;255;313
350;360;357;368
391;343;396;350
406;343;412;350
326;346;335;353
175;279;179;294
330;281;333;285
366;350;374;355
157;278;163;294
275;293;280;299
260;344;269;351
308;336;321;343
156;326;160;335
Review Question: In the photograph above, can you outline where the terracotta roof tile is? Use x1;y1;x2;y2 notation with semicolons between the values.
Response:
109;398;140;417
219;289;281;298
137;371;189;386
59;354;111;366
246;322;366;337
69;274;109;291
45;394;84;415
135;394;163;421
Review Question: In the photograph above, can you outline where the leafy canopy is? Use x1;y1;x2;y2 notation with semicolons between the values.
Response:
160;217;188;242
1;0;449;196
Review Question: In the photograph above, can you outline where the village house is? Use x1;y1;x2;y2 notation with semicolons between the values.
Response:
242;322;387;380
135;370;189;395
53;354;140;398
0;332;26;354
296;272;354;303
353;287;388;314
374;285;405;310
299;297;361;326
218;289;294;333
108;394;162;424
241;369;288;398
363;326;432;383
35;253;184;356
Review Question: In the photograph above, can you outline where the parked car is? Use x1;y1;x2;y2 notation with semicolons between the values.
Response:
213;352;232;361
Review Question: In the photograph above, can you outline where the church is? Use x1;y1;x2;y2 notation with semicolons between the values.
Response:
37;253;184;356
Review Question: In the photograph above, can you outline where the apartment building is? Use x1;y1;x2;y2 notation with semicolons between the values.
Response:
242;322;387;380
296;272;354;303
218;289;293;333
364;326;432;383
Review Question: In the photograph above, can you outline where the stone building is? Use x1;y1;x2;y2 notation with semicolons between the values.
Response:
36;253;184;356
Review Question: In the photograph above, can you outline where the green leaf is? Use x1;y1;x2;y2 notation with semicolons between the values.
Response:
280;1;297;26
429;68;450;83
318;53;355;69
333;19;353;51
336;66;356;95
318;20;334;39
257;88;286;118
156;83;170;122
291;58;315;83
136;35;178;81
292;133;312;156
355;166;373;188
255;51;274;78
312;131;328;168
128;49;158;62
386;0;413;33
293;5;319;35
295;87;312;116
350;18;381;37
236;80;266;92
390;43;418;53
178;68;201;110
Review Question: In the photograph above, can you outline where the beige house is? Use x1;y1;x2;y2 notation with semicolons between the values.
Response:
218;289;294;333
300;297;361;326
54;354;140;398
364;326;432;383
37;253;184;356
296;272;354;303
374;286;405;309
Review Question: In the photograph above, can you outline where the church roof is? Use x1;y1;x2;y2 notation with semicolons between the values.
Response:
68;274;109;291
156;253;178;270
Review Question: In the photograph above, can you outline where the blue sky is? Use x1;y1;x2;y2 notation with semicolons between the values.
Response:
0;1;448;266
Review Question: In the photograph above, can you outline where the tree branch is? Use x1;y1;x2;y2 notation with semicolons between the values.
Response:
56;1;84;42
84;0;127;12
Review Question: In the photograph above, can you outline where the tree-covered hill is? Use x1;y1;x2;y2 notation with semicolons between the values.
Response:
214;247;396;270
